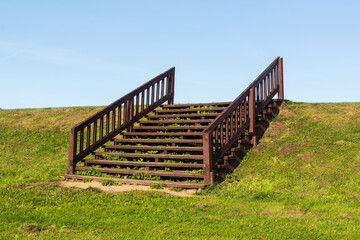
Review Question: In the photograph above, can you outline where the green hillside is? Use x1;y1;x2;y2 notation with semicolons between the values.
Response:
0;102;359;239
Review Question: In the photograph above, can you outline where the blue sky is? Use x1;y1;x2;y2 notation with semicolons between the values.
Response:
1;0;359;109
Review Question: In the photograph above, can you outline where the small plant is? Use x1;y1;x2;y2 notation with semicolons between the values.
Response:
147;150;159;154
82;178;93;183
185;169;203;174
164;167;172;172
150;183;165;189
101;180;121;186
168;187;183;192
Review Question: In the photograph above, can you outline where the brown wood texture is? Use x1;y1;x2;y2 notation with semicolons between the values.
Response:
202;57;283;185
68;67;175;173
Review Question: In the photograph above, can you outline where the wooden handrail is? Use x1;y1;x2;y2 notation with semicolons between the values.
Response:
68;67;175;173
202;57;283;185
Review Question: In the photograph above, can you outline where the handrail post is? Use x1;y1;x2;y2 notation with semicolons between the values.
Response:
249;87;256;147
203;132;214;186
129;98;134;132
168;72;175;105
278;57;284;100
68;128;76;174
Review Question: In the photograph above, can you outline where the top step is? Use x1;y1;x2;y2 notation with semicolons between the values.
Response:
163;102;231;109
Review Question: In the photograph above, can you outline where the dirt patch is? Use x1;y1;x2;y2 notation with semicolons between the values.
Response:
19;223;43;232
60;181;198;197
297;153;312;160
258;121;289;146
276;141;300;157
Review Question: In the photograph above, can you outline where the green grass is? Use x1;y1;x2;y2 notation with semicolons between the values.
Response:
0;102;360;239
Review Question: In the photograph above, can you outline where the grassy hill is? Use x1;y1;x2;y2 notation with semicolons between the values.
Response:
0;102;359;239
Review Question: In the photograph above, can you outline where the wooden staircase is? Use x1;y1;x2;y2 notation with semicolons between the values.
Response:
62;57;284;188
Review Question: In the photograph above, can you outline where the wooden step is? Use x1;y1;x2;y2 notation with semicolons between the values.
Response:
148;113;219;119
122;132;203;137
133;126;206;131
105;145;203;152
114;138;203;144
95;152;203;160
139;119;212;125
163;102;231;108
61;174;206;189
154;107;226;114
75;167;205;179
85;159;203;168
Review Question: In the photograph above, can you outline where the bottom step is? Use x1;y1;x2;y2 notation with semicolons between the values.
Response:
61;174;206;189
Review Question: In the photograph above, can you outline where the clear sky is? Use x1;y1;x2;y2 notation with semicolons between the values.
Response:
1;0;359;109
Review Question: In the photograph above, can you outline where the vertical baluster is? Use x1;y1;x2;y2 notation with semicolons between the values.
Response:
264;76;268;98
86;125;91;149
268;74;271;97
263;77;266;100
80;129;84;152
240;101;243;127
146;88;150;109
130;99;134;132
234;106;238;132
245;96;248;120
106;112;110;135
230;110;234;136
141;91;145;112
249;87;256;146
273;69;277;90
225;117;229;142
270;71;273;93
128;99;132;121
99;116;104;140
123;102;127;124
215;126;219;152
161;79;165;98
239;104;242;127
136;94;139;116
156;81;160;102
256;84;260;103
151;85;155;105
220;122;224;147
118;106;122;128
271;68;274;89
263;79;266;100
93;121;97;144
112;109;116;132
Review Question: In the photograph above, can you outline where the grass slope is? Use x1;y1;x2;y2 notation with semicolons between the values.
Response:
0;102;359;239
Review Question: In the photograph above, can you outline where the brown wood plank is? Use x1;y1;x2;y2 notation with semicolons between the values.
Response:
75;167;204;178
114;138;203;144
148;113;219;119
139;119;211;124
163;102;231;108
123;132;203;136
95;152;203;159
105;145;203;152
154;107;226;114
85;159;203;168
133;126;206;130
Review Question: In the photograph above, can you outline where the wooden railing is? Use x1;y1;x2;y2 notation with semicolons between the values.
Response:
202;57;283;185
68;67;175;173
